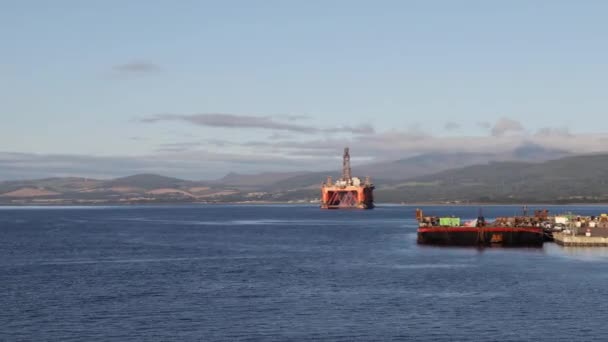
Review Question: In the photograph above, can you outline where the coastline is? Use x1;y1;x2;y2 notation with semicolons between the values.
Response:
2;200;608;207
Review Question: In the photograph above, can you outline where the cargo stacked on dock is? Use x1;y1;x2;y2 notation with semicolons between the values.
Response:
320;148;374;209
549;213;608;246
415;208;545;247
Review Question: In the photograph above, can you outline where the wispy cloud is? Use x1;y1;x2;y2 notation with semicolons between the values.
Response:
477;121;492;129
275;114;311;121
4;126;608;181
113;61;161;74
140;113;375;135
155;141;204;152
0;151;332;181
491;118;524;136
213;119;608;161
205;139;237;147
268;133;293;140
141;113;318;133
338;124;375;135
534;126;572;137
444;121;460;130
5;118;608;181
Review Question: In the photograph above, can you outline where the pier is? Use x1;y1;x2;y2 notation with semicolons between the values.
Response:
553;232;608;247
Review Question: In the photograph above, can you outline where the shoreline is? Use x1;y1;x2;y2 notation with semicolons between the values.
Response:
2;201;608;207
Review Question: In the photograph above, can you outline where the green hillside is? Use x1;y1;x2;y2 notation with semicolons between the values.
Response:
380;154;608;203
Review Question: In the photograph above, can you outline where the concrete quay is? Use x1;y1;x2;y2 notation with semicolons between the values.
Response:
553;232;608;247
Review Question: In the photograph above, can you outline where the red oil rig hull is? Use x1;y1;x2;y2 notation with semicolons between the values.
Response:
417;226;544;247
320;147;374;210
321;186;374;209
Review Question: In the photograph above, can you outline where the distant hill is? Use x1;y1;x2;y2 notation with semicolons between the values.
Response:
262;144;570;191
212;171;308;188
107;174;191;190
0;177;103;195
377;154;608;203
358;152;498;180
511;142;568;160
0;146;595;205
264;152;502;190
0;174;231;205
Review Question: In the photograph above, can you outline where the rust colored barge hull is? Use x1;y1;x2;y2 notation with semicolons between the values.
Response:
417;227;544;247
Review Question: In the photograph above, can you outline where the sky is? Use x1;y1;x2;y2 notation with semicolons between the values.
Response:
2;0;608;180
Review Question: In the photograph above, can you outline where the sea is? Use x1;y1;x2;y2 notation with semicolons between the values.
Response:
1;204;608;341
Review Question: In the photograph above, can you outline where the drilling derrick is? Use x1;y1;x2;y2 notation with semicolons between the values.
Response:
342;147;352;183
321;147;375;209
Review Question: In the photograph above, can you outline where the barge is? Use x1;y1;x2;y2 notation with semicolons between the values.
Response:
415;209;545;247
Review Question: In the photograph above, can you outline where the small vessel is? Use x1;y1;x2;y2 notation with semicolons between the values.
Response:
415;208;545;247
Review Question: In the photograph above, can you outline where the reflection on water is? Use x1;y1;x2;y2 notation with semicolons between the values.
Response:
541;242;608;261
560;246;608;261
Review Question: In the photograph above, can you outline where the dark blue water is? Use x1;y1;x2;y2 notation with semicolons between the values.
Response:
2;205;608;341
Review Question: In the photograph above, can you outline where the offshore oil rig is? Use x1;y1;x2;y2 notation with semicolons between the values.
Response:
320;147;375;209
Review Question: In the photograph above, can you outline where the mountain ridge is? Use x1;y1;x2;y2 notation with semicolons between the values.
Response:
2;149;604;205
377;153;608;203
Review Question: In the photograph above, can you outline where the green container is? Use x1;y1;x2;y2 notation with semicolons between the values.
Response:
439;217;460;226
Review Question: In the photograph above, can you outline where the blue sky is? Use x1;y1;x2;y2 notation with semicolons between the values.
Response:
2;1;608;179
